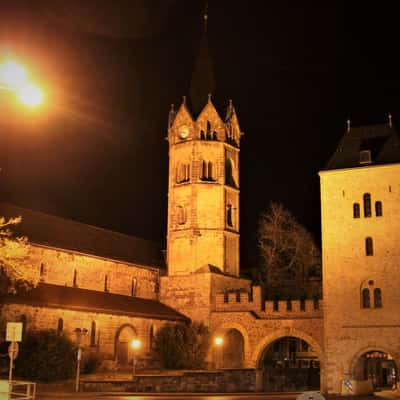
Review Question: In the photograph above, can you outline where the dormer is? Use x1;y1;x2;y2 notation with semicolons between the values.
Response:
168;98;195;144
196;97;224;141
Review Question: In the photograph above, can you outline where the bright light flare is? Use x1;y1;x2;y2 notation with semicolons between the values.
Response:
17;83;44;108
214;337;223;346
0;61;28;90
131;339;141;350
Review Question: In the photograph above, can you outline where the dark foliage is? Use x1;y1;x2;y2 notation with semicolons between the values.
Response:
153;322;210;369
81;350;102;374
15;330;76;382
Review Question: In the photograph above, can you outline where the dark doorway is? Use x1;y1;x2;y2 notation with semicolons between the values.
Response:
116;341;129;365
260;336;320;391
353;350;397;391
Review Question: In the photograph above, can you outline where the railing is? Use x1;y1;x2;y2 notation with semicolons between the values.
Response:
0;380;36;399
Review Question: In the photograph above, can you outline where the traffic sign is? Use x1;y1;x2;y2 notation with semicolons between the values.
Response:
6;322;23;342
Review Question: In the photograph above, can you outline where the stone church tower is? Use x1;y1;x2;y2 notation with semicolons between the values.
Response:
319;119;400;393
166;96;242;277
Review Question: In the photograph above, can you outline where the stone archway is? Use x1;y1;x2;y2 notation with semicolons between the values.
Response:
348;346;399;391
114;324;137;365
252;328;323;392
211;322;249;368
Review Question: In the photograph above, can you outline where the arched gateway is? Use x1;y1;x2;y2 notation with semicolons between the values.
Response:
254;330;323;392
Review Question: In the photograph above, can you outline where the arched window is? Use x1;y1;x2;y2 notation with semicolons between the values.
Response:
362;288;371;308
207;162;214;181
131;278;137;296
90;321;96;346
225;158;236;187
200;130;205;140
57;318;63;335
226;204;233;227
374;288;382;308
176;205;186;225
201;160;207;180
104;275;109;292
40;263;45;281
149;325;155;350
353;203;360;218
212;131;217;140
206;121;211;140
366;237;373;256
375;201;383;217
73;270;78;287
363;193;371;217
185;164;190;182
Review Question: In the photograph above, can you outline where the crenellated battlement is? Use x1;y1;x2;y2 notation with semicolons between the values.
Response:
215;286;323;318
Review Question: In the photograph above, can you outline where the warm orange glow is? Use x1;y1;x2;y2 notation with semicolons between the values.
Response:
214;336;223;346
0;60;27;90
17;83;44;108
131;338;141;350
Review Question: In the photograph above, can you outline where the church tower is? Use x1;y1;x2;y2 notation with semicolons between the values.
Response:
160;7;251;324
319;118;400;394
166;96;242;276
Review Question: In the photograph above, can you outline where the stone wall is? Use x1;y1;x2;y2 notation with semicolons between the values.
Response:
81;369;257;393
1;303;166;362
27;244;159;300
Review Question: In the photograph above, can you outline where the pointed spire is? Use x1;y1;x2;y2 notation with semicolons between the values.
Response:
203;1;208;33
182;95;186;105
189;1;215;115
207;93;212;103
225;99;234;121
347;118;351;132
388;112;392;128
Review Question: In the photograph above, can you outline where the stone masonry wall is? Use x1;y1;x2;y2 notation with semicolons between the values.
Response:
27;244;159;299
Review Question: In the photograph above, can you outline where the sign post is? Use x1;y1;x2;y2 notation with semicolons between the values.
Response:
6;322;23;385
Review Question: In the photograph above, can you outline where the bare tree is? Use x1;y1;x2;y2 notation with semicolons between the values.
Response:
257;202;321;295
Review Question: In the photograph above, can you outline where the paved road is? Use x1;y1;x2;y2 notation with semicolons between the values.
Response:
36;393;300;400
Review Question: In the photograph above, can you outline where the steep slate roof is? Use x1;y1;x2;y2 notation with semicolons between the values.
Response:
324;123;400;170
0;203;161;267
4;283;189;322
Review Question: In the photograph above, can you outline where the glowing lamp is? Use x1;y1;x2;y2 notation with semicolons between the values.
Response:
214;336;223;346
0;61;27;89
17;83;44;108
131;338;141;350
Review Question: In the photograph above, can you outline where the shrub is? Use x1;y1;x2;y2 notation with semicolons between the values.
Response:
15;330;76;381
153;322;210;369
81;350;102;374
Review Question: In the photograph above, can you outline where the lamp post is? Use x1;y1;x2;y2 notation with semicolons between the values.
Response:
74;328;88;392
0;60;44;108
214;336;223;370
131;338;141;379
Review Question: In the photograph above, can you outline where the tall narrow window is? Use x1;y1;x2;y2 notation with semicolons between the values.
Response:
206;121;211;140
375;201;383;217
212;131;217;140
366;237;373;256
176;205;186;225
73;270;78;287
104;275;109;292
287;299;292;311
90;321;96;346
225;158;236;187
149;325;155;350
57;318;63;335
201;160;207;180
273;299;279;311
131;278;137;296
362;288;371;308
227;204;233;227
353;203;360;218
300;298;306;311
200;130;205;140
40;263;45;282
207;162;214;180
374;288;382;308
363;193;371;217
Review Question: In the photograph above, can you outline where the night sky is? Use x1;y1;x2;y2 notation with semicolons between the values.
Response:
1;1;400;271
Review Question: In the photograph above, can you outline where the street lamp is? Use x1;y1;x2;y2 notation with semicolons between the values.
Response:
74;328;88;392
131;338;141;378
214;336;223;369
0;59;44;108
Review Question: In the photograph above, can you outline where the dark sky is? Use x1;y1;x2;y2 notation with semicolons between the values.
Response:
1;1;400;270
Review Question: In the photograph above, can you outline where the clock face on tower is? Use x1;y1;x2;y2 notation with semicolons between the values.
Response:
178;125;189;139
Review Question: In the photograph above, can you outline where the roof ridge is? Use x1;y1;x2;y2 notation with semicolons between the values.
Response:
0;202;157;245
